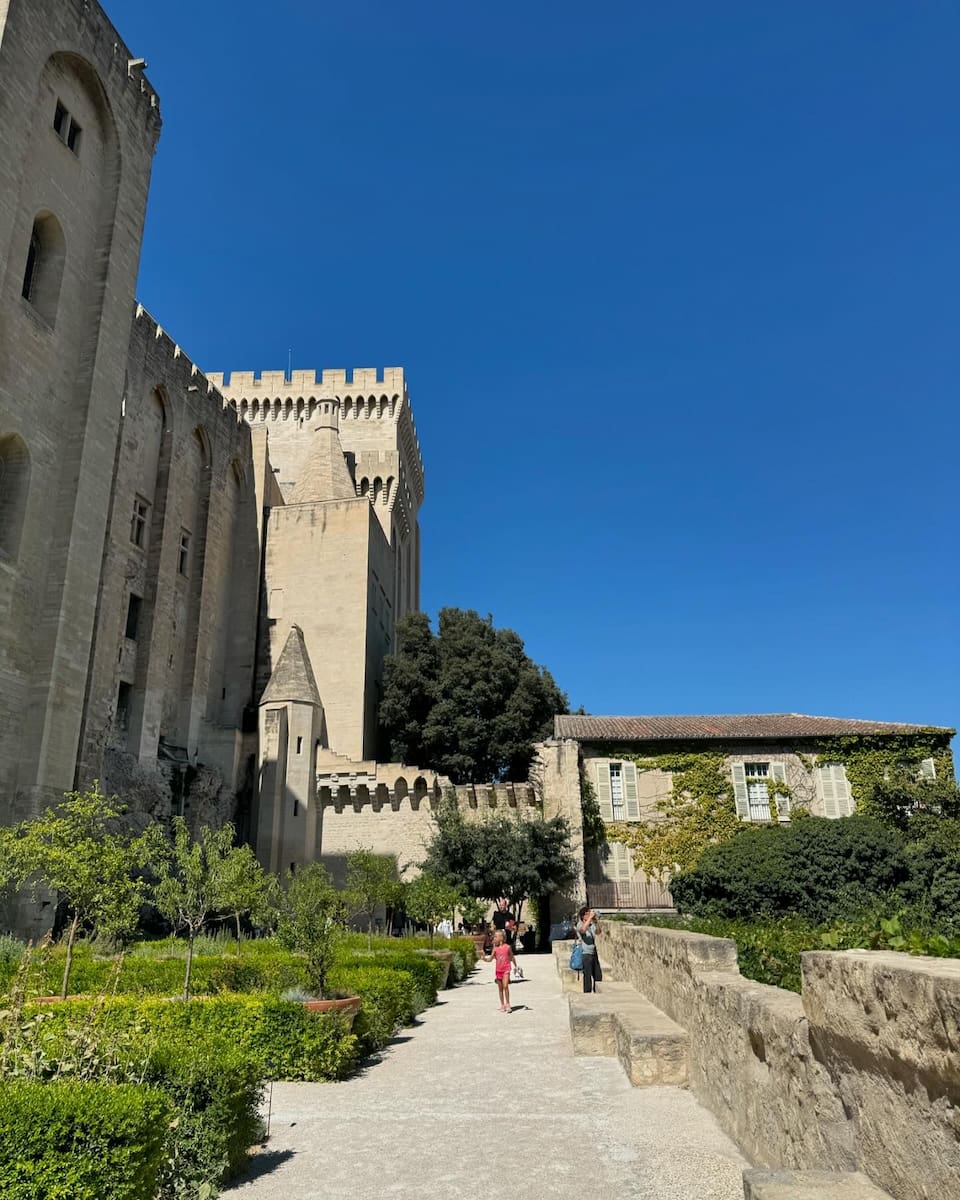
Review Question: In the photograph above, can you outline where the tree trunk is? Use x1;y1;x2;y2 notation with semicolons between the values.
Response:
183;932;195;1001
516;898;524;925
429;923;435;948
60;911;80;1000
367;915;373;951
235;912;242;956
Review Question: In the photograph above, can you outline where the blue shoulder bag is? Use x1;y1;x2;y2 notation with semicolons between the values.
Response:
569;942;583;972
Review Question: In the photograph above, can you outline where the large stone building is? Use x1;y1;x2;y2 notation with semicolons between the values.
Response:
1;0;954;932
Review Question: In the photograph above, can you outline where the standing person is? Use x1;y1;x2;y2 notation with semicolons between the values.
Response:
578;905;602;994
483;929;517;1012
492;897;515;944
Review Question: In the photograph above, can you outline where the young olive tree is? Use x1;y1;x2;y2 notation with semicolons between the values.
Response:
150;818;238;1000
274;864;345;998
345;847;400;949
9;783;149;998
403;872;462;947
216;842;276;954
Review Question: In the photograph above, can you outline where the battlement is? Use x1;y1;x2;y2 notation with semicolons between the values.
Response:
210;367;407;394
132;305;245;437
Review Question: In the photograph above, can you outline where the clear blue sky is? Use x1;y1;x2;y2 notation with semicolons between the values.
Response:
123;1;958;729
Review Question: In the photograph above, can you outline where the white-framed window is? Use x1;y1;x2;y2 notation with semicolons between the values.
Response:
130;495;149;548
816;763;854;818
731;761;788;822
919;758;937;781
595;761;640;821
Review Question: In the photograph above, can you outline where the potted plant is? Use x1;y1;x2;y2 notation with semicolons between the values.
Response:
274;864;360;1018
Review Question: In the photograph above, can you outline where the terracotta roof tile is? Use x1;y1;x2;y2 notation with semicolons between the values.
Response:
554;713;954;742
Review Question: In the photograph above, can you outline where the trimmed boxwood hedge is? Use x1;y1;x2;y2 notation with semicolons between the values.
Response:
335;950;443;1012
328;965;418;1053
0;1080;169;1200
27;994;359;1083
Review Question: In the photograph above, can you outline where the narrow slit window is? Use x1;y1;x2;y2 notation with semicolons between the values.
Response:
178;529;191;575
125;594;143;641
130;495;149;547
66;118;82;154
293;798;299;817
116;682;132;730
21;233;40;301
296;736;303;755
53;101;68;137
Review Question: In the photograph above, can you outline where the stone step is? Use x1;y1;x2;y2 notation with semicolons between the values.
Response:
568;983;689;1087
551;940;617;990
743;1170;894;1200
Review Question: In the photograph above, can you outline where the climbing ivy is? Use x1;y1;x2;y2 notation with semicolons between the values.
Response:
579;776;606;851
601;751;739;881
808;732;954;818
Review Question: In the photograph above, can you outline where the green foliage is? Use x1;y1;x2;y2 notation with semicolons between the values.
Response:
327;965;417;1053
860;770;960;831
150;818;241;1000
274;864;344;997
625;909;960;994
422;798;576;917
579;776;606;850
378;608;567;782
403;872;462;945
804;732;954;818
27;995;358;1084
605;753;739;879
7;784;150;998
670;816;909;923
0;1080;169;1200
335;949;443;1013
215;843;277;952
344;849;401;948
899;817;960;931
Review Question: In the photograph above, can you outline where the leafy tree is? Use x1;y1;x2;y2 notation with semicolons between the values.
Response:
9;784;149;999
404;872;462;946
379;609;567;782
669;816;909;923
606;755;740;879
344;848;401;948
150;818;237;1000
422;799;576;924
860;769;960;832
215;842;276;953
274;864;344;998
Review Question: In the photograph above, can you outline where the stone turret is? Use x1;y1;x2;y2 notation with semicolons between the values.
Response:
288;398;356;504
255;626;325;873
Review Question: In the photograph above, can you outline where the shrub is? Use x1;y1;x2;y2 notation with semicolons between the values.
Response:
670;816;908;923
25;995;358;1083
900;817;960;932
327;965;417;1053
0;1080;169;1200
335;950;443;1012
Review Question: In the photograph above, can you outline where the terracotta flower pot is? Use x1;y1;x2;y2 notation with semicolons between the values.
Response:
299;995;361;1024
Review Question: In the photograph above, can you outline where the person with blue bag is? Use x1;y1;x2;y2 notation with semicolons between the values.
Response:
577;904;602;993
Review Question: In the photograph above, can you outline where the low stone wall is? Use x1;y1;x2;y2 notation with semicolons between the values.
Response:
600;922;960;1200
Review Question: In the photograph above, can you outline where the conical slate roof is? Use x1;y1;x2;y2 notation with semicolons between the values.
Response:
260;625;323;708
289;425;357;504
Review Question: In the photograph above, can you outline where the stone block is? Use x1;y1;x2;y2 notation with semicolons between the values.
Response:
568;984;689;1087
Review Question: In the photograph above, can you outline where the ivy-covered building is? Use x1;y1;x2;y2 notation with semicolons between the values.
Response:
550;713;956;911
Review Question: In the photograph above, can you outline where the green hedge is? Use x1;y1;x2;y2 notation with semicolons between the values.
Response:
328;965;417;1053
335;950;443;1012
27;995;358;1083
0;1081;169;1200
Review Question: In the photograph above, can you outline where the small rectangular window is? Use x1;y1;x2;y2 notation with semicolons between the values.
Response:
125;593;143;641
116;682;132;730
66;118;82;154
130;495;149;548
21;233;40;302
293;797;299;817
178;529;191;576
53;101;67;136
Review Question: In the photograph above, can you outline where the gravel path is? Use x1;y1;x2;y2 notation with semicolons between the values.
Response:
222;951;746;1199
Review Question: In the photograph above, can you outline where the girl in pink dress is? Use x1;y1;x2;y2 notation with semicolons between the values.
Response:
484;929;517;1012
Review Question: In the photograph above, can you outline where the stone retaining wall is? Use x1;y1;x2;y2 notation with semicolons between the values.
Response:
600;922;960;1200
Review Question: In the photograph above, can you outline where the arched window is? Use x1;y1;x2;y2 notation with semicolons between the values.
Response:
372;477;383;504
0;434;31;562
21;212;65;326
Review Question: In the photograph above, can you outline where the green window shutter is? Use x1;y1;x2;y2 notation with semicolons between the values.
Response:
731;762;749;820
624;762;640;819
769;762;789;821
920;758;937;780
596;762;613;821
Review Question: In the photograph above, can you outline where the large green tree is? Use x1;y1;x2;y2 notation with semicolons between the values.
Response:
378;608;567;782
422;799;576;924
